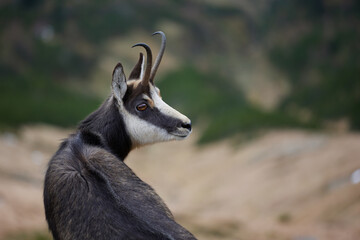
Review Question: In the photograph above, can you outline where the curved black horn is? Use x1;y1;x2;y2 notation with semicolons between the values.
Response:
132;43;152;84
149;31;166;83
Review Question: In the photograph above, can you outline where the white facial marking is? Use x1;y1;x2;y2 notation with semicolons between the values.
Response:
142;94;151;101
155;86;161;96
121;109;174;148
149;85;190;124
113;80;191;148
126;79;141;88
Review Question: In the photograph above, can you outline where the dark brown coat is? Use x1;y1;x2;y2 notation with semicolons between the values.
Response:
44;97;196;239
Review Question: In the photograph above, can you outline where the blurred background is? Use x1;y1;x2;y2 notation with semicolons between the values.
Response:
0;0;359;239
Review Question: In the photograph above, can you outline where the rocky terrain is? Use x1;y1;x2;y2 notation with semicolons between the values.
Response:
0;125;359;240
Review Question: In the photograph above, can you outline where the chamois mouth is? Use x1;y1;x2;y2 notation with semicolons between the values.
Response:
170;127;192;138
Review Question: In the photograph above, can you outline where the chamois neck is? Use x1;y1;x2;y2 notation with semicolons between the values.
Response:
78;97;132;160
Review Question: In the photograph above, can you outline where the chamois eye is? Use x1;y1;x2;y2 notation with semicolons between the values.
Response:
136;103;148;111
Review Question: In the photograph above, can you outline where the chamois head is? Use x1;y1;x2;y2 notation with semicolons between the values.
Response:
111;31;191;148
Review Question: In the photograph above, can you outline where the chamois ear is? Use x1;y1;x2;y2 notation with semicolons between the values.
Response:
129;53;144;80
112;63;127;101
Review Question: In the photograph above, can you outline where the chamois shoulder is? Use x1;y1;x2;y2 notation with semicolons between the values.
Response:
46;132;104;180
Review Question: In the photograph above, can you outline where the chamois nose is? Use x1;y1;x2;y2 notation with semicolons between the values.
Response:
181;122;192;131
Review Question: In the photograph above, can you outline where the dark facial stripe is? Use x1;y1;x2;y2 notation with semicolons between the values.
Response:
122;81;185;134
141;107;183;133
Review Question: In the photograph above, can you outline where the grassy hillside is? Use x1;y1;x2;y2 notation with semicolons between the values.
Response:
0;0;358;142
157;66;317;143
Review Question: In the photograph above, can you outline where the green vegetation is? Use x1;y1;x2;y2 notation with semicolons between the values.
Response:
0;71;101;129
158;67;317;143
0;0;359;143
264;0;360;129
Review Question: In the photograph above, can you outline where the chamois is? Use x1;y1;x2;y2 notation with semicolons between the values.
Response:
44;31;197;240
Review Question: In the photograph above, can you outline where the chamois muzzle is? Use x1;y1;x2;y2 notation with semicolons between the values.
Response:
181;122;192;132
170;120;192;138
